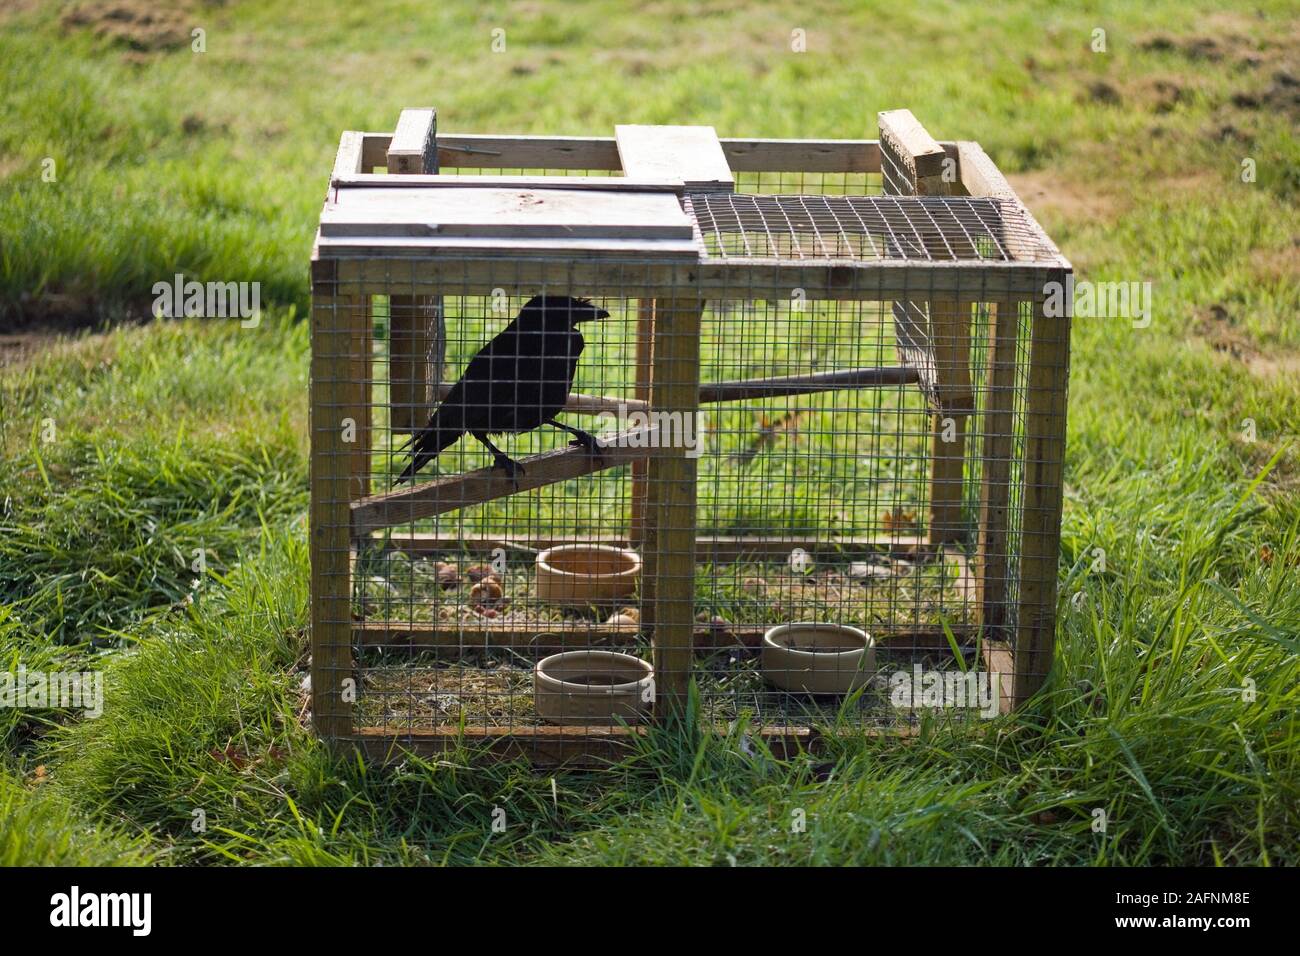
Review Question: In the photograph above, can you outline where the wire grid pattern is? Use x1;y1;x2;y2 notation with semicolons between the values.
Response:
686;193;1057;264
307;251;1069;744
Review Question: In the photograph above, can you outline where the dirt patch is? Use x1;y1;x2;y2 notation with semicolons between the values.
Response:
0;332;60;369
1146;77;1193;113
1193;302;1300;381
0;0;52;20
0;291;155;375
1007;170;1123;225
1140;34;1228;62
1230;68;1300;121
0;154;26;181
61;1;197;53
1248;243;1300;285
1079;80;1123;106
1137;17;1295;74
1195;304;1253;360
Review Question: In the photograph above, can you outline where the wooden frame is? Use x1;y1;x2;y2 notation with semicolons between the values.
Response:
309;110;1072;762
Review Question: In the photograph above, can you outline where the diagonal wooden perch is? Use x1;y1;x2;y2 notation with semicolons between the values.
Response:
357;364;923;536
352;424;665;535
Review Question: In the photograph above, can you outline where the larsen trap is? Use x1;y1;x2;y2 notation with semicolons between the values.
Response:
308;108;1072;764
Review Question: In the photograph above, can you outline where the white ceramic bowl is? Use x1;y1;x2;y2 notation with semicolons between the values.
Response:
534;650;654;725
534;544;641;606
761;622;875;695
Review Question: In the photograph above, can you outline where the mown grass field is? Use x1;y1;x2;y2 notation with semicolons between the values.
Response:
1;0;1297;865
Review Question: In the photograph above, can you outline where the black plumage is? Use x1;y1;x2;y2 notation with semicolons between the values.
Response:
395;295;609;484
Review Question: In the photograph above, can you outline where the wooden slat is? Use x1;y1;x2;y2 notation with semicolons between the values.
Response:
319;232;702;261
388;296;443;433
334;173;686;191
330;130;366;183
362;133;888;174
878;109;947;187
1014;275;1071;705
976;301;1022;636
721;138;880;173
615;124;735;192
351;424;664;536
355;622;973;653
926;299;974;545
386;108;437;175
380;531;940;561
649;297;702;713
320;187;695;240
330;255;1055;301
958;140;1067;264
981;639;1016;716
928;410;968;546
355;621;638;651
309;260;356;742
348;296;372;500
629;298;655;549
877;112;972;547
386;114;444;434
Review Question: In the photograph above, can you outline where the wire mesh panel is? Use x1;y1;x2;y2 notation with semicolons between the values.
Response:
689;194;1058;263
309;120;1072;762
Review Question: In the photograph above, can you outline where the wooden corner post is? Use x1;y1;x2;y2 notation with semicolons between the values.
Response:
1014;270;1071;706
878;109;973;546
629;298;656;551
975;300;1021;638
387;108;445;435
648;296;702;715
310;258;356;744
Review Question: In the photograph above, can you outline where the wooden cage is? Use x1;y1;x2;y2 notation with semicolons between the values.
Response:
309;108;1072;765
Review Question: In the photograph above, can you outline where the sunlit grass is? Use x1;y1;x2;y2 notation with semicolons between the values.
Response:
0;0;1296;865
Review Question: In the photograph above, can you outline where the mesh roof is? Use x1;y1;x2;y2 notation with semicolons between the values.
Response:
686;193;1058;264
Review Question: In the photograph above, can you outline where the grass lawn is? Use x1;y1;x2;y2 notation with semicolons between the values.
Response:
0;0;1297;865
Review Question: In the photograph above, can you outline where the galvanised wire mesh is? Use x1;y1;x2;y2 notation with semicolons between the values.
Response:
687;194;1058;263
309;155;1070;754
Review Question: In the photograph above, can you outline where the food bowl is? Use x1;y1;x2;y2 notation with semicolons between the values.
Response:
761;623;875;695
534;544;640;605
534;650;654;725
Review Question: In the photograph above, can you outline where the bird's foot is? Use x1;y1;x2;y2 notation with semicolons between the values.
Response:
567;430;605;461
493;454;526;488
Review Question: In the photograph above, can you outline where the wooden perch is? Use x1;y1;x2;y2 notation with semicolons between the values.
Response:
425;365;919;422
360;364;924;536
352;424;663;536
700;365;918;402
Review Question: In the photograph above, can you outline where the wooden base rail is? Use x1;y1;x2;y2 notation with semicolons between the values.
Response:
353;622;976;653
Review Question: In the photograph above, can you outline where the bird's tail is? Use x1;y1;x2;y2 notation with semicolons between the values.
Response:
395;423;462;484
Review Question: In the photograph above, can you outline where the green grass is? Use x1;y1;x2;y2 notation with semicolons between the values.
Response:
1;0;1297;865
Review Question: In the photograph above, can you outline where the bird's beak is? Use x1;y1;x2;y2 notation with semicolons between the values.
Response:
576;306;609;323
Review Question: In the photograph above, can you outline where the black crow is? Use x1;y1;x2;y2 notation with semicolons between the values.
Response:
395;295;609;484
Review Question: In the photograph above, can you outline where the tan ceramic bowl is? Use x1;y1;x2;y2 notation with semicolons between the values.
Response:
761;623;875;695
534;544;640;605
534;650;654;726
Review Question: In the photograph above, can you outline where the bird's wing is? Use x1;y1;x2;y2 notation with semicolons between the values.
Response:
455;323;527;431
